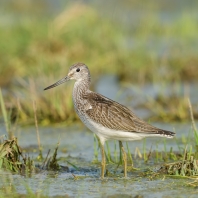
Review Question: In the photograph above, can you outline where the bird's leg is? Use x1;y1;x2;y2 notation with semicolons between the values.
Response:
98;139;106;179
119;141;127;178
119;141;123;165
101;144;106;179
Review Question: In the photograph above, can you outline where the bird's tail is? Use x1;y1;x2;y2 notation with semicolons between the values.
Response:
157;129;175;138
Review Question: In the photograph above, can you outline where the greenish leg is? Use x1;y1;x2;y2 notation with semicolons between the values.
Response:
100;143;106;179
98;137;106;179
119;141;127;178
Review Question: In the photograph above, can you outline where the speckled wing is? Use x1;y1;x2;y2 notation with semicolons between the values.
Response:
83;92;175;136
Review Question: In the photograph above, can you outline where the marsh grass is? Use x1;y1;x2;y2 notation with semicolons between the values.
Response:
0;89;35;173
126;142;133;165
45;142;60;171
16;78;77;125
162;147;198;177
0;92;62;173
139;82;196;122
163;100;198;178
0;91;34;173
0;137;35;173
32;100;43;160
0;89;13;139
147;100;198;181
188;98;198;144
0;135;62;173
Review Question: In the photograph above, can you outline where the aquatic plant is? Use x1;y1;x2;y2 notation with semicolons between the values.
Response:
0;137;34;173
0;89;13;139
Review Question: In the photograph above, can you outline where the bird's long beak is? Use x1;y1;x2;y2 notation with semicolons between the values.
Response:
44;76;70;90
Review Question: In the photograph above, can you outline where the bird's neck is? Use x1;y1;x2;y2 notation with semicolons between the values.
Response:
73;79;90;101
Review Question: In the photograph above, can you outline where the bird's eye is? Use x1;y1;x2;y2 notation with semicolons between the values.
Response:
76;68;80;72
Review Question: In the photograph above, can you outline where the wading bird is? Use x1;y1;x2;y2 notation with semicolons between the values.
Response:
44;63;175;179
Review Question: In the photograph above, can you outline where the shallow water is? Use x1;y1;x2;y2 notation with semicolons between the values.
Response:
1;169;197;198
0;120;197;197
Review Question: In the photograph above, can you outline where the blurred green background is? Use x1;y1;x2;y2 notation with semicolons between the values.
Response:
0;0;198;125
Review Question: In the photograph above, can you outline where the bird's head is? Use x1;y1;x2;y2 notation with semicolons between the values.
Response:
44;63;90;90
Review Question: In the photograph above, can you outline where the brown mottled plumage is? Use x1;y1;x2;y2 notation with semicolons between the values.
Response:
44;63;175;179
83;92;174;136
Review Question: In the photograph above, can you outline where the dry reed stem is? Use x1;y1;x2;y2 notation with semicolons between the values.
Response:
33;100;41;151
188;98;197;132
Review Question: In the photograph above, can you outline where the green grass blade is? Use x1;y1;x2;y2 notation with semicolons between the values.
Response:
0;88;11;135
